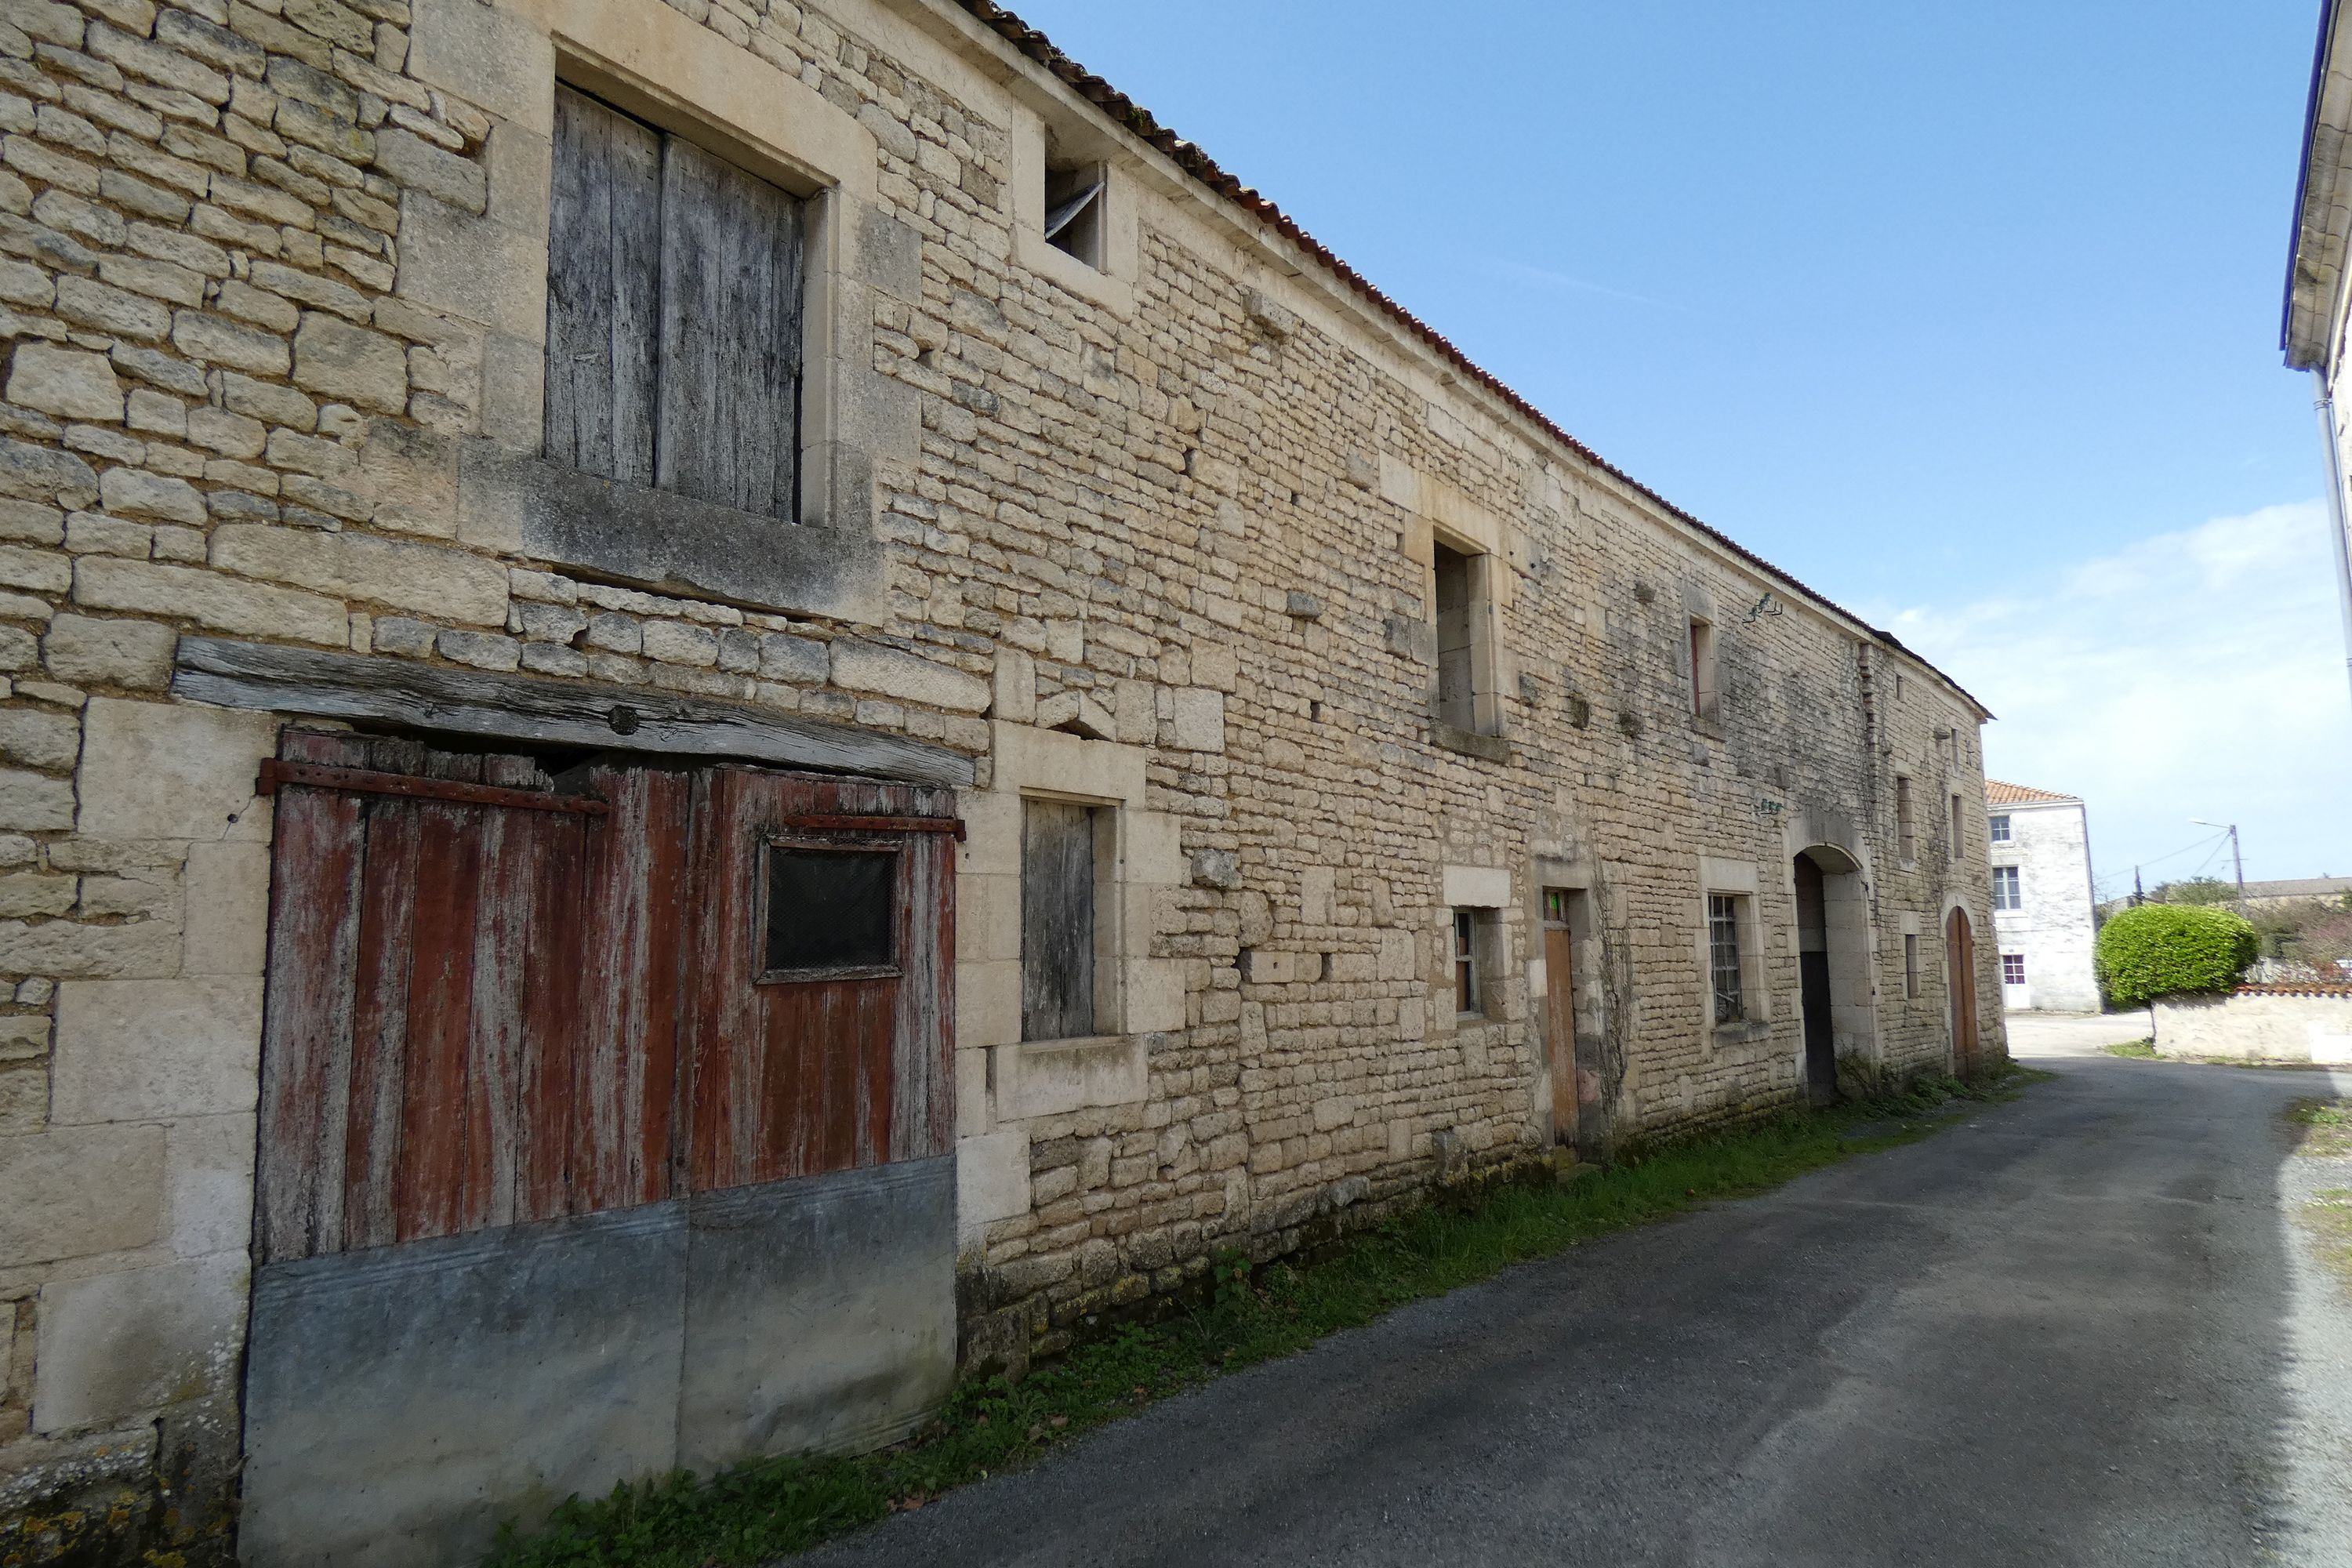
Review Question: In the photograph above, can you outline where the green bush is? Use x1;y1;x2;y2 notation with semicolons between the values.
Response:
2096;903;2259;1007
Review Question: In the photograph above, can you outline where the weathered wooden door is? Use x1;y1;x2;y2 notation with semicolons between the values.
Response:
1543;889;1576;1147
1947;906;1978;1074
243;731;958;1566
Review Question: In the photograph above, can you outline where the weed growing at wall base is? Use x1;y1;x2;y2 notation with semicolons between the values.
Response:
485;1069;2040;1568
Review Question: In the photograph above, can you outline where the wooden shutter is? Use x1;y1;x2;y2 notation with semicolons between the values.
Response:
1021;800;1096;1041
543;87;804;519
659;136;804;518
545;85;661;487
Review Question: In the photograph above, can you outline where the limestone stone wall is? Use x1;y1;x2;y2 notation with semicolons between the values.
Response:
2152;989;2352;1063
0;0;2000;1552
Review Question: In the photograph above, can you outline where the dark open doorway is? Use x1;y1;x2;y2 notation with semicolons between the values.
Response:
1794;855;1837;1105
1792;845;1871;1105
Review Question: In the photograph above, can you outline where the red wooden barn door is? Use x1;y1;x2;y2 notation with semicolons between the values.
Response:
253;733;956;1265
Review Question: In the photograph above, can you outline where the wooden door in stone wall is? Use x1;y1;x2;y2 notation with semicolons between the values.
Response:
1543;888;1577;1148
241;729;960;1567
1947;906;1979;1076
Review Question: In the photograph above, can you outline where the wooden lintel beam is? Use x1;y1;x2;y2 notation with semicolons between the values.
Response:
172;635;977;789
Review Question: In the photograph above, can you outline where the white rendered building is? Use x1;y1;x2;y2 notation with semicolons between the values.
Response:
1987;782;2103;1013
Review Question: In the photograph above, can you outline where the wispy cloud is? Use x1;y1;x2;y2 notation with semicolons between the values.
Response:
1869;502;2352;895
1490;260;1699;317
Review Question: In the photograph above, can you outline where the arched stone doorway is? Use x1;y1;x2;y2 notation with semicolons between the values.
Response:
1793;844;1871;1104
1947;906;1979;1075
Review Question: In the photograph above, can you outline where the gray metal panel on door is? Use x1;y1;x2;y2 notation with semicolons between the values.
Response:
678;1155;956;1471
242;1199;688;1568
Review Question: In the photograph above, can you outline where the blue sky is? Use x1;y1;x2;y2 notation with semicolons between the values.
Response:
1007;0;2352;891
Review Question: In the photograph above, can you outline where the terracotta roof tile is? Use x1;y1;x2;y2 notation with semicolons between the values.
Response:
1985;780;2078;806
955;1;1990;717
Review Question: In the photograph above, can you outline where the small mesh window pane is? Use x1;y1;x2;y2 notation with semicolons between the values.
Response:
1708;895;1744;1024
765;847;894;974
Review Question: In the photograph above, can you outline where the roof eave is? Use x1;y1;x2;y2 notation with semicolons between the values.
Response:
2285;0;2347;368
939;0;1995;720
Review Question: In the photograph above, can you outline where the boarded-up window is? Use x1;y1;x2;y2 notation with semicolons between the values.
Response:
1022;800;1104;1040
546;85;804;519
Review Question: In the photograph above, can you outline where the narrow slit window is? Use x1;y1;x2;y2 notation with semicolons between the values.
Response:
1454;909;1480;1015
1690;616;1719;720
1896;775;1916;863
1044;159;1105;267
1708;894;1744;1024
1949;793;1963;856
1904;933;1920;1000
1434;543;1478;733
763;844;895;978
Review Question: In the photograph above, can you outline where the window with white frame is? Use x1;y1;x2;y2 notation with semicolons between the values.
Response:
1992;866;2021;910
1452;908;1497;1017
1707;894;1745;1024
1989;814;2011;843
2002;953;2027;986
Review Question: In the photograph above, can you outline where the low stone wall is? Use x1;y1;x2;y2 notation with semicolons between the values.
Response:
2151;986;2352;1064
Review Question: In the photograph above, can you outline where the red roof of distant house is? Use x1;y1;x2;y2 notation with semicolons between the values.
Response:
1986;780;2078;806
953;1;1990;717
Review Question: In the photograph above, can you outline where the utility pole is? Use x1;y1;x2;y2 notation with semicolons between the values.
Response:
2190;819;2245;901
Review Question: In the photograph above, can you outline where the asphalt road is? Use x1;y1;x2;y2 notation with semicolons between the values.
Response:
800;1025;2352;1566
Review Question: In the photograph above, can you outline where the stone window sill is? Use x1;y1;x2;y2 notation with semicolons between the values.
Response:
991;1032;1148;1121
1692;713;1726;742
459;448;884;622
1431;720;1509;764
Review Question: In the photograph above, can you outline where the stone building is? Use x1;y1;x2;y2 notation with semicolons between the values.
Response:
0;0;2003;1559
1984;780;2100;1014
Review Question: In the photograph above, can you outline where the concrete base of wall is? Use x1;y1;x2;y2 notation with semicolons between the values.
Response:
242;1156;954;1567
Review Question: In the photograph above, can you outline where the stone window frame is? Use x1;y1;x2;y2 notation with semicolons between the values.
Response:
1440;862;1512;1029
405;0;914;624
1680;583;1725;740
1695;855;1769;1040
1010;105;1139;314
1381;457;1515;764
954;722;1185;1130
1948;791;1965;858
